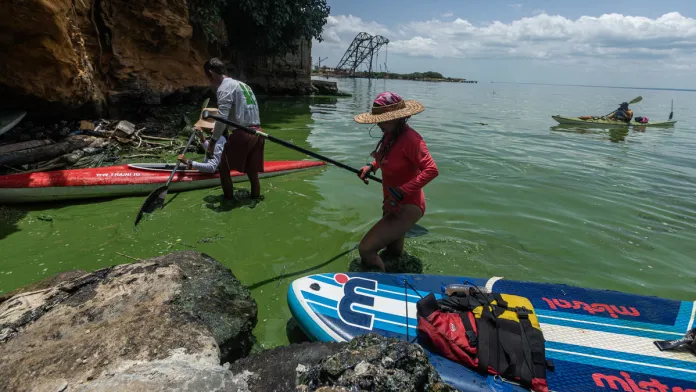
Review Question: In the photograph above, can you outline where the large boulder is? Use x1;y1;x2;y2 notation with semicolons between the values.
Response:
0;251;257;392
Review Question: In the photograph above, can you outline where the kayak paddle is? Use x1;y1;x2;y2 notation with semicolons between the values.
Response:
629;96;642;105
600;96;643;118
203;111;383;183
202;110;428;235
134;116;197;226
669;99;674;120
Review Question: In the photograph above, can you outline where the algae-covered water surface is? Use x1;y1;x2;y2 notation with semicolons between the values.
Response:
2;80;696;349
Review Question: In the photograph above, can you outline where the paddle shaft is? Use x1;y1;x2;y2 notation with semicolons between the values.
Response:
669;99;674;120
164;130;197;187
204;113;383;183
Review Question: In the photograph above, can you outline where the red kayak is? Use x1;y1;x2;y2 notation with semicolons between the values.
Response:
0;161;326;204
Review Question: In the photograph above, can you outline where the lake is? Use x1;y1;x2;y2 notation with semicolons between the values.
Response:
1;78;695;349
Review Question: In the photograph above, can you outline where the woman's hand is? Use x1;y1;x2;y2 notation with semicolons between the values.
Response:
383;186;405;214
358;164;374;184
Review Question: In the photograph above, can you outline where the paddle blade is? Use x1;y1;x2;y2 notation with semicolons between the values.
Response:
629;96;642;104
405;224;429;239
669;99;674;120
134;185;169;226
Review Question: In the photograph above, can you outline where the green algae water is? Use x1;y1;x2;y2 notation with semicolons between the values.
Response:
2;80;696;350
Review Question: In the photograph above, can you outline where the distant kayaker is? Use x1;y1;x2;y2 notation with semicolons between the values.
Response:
202;58;265;200
355;92;439;272
177;114;225;173
607;102;633;123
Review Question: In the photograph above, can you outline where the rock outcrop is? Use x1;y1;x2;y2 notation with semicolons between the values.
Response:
0;0;209;118
228;342;344;391
0;251;257;392
0;0;314;118
296;333;456;392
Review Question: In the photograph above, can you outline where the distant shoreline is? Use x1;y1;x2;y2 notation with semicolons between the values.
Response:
491;81;695;93
313;70;478;83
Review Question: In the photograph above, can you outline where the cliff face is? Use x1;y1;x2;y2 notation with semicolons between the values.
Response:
0;0;296;118
0;0;105;115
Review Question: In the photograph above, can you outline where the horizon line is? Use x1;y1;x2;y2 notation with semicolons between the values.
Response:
489;81;696;93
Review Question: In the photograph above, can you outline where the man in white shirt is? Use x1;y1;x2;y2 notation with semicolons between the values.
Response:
203;58;265;200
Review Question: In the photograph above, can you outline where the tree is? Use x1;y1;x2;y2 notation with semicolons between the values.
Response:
189;0;330;56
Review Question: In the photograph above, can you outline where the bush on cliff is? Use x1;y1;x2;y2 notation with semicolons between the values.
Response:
190;0;331;55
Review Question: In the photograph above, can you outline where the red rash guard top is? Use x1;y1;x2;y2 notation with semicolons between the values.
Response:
371;125;438;214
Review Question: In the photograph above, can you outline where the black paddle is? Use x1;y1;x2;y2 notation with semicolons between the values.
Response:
202;110;429;236
203;111;382;183
134;118;197;226
669;99;674;120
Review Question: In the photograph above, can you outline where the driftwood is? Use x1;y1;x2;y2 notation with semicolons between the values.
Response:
140;134;175;142
16;163;67;174
123;154;160;159
0;136;96;167
0;140;53;155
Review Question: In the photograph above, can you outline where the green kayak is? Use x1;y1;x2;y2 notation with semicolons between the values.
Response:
552;115;676;127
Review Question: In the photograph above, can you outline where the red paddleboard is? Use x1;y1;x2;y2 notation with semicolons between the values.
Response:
0;161;325;203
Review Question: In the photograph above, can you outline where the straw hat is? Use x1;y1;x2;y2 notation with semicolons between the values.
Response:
194;107;218;129
354;92;424;124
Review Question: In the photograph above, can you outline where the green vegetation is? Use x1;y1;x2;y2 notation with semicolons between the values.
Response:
382;71;446;79
190;0;331;55
189;0;230;44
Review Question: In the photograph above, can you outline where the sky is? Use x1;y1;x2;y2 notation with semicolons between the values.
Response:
311;0;696;88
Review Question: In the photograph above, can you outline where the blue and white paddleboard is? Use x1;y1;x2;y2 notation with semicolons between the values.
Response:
287;273;696;392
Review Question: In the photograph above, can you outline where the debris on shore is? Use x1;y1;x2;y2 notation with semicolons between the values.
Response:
0;107;201;176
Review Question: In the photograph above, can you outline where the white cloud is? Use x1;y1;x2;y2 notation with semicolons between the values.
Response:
382;12;696;64
313;12;696;79
442;12;454;18
509;4;523;9
315;15;390;48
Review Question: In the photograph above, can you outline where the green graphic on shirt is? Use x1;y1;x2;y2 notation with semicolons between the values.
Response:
240;83;257;106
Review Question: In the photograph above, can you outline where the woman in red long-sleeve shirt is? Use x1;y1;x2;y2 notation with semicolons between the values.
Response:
355;92;439;272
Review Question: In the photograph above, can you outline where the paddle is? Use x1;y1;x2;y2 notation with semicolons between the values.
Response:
203;111;383;183
669;99;674;120
201;110;428;236
601;96;642;118
134;116;197;226
628;96;643;105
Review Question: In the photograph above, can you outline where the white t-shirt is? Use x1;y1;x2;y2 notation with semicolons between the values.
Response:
211;77;260;140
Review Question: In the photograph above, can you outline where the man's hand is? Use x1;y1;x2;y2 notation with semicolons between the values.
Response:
177;154;188;166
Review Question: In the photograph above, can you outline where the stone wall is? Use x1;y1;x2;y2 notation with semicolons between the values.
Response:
227;40;313;96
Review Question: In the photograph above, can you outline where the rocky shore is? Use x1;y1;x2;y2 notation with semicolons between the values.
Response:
0;251;452;392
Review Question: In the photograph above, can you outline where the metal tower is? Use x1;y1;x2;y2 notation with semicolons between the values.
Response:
335;32;389;76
